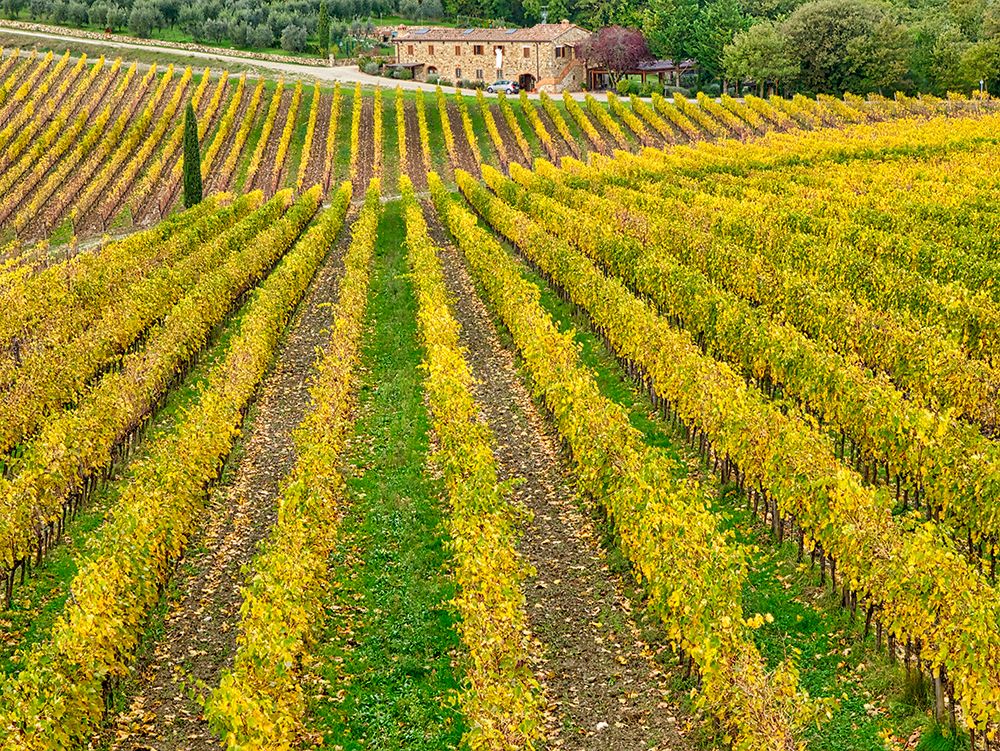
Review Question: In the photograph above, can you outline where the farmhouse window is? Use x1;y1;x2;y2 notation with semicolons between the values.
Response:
476;68;483;79
456;67;462;78
455;45;461;55
473;44;484;55
523;46;531;58
407;44;414;55
555;45;564;58
428;44;434;54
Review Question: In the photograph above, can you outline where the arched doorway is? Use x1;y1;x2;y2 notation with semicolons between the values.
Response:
518;73;535;92
426;65;438;80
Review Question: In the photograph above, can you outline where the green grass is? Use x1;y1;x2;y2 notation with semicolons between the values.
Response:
281;84;315;189
332;88;356;187
307;200;465;750
551;99;589;156
233;78;278;192
465;213;964;751
48;217;74;246
460;93;500;170
374;14;461;28
381;89;401;194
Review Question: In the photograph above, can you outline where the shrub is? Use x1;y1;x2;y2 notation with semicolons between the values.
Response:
393;68;414;80
280;23;307;52
127;2;160;38
638;81;664;97
427;73;440;85
67;0;87;26
363;61;380;75
249;23;274;48
615;78;631;95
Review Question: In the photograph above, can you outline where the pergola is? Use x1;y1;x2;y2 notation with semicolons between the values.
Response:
587;58;697;90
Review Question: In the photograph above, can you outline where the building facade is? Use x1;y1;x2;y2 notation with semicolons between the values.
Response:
393;21;590;93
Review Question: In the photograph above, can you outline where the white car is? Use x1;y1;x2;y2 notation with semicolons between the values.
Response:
486;80;519;94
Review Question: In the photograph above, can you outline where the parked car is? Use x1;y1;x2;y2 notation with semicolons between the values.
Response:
486;80;519;94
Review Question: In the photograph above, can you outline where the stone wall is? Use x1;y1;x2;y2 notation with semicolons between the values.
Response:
396;30;588;92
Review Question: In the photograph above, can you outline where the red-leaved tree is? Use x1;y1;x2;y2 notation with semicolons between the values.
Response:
577;26;652;86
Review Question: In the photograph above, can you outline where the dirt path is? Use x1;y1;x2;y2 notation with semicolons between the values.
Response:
490;103;531;168
0;29;614;101
205;85;253;195
212;86;259;195
299;90;331;190
247;87;290;195
403;99;427;190
536;106;575;160
425;210;693;751
100;214;353;751
447;104;480;174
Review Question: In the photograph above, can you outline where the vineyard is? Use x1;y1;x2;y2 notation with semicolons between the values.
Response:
0;41;999;751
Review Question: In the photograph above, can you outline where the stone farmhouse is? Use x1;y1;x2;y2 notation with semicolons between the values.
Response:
393;21;591;93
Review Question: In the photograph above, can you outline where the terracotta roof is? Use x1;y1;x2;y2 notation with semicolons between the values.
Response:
395;23;586;43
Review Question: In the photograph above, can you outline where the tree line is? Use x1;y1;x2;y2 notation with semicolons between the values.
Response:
2;0;997;93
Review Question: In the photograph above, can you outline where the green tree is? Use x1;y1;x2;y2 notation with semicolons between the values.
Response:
781;0;889;92
318;1;329;57
845;17;913;92
576;0;640;27
961;37;1000;90
547;0;570;21
722;20;799;94
2;0;26;18
281;23;307;51
983;0;1000;37
127;2;162;38
949;0;987;38
182;102;202;209
692;0;748;81
523;0;569;22
932;26;972;91
645;0;699;60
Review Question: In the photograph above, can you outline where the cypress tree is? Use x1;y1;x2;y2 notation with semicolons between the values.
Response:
318;1;330;58
182;101;203;208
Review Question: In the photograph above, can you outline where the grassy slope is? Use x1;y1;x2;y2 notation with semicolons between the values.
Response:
307;201;465;750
